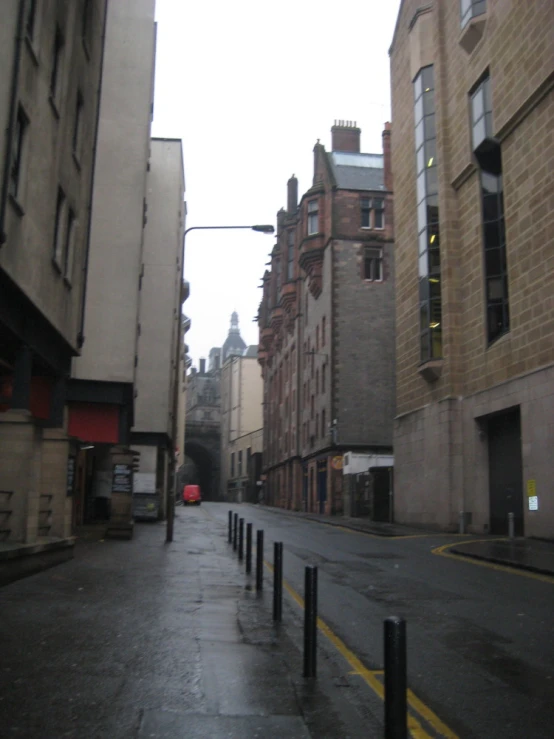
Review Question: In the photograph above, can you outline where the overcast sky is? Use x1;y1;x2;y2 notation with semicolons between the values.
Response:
151;0;401;369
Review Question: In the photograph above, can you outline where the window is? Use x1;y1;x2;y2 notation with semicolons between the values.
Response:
364;247;383;281
307;200;319;235
321;316;326;346
322;364;326;393
238;450;243;477
316;369;319;395
471;75;509;343
26;0;37;41
73;92;84;161
316;325;320;351
276;258;281;294
316;413;319;439
414;65;442;362
287;230;294;281
52;188;66;266
50;28;64;105
304;293;308;325
461;0;487;28
311;395;314;419
321;409;326;440
361;198;385;229
471;75;492;151
230;452;235;478
9;107;28;200
64;208;76;282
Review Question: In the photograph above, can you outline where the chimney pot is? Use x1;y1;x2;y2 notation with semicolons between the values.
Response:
331;120;361;153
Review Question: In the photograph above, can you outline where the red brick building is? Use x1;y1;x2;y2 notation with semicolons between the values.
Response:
258;122;395;515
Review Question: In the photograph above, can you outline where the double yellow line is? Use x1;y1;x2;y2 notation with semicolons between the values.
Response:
264;559;458;738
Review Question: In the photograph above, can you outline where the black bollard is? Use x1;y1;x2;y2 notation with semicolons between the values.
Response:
384;616;407;739
233;513;238;551
273;542;283;622
256;530;264;591
238;518;244;560
228;510;233;543
303;566;318;677
246;523;253;574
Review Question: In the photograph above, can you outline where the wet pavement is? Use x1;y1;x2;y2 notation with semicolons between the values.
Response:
258;504;554;575
0;506;360;738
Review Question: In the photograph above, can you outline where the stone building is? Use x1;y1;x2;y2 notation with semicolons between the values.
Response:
389;0;553;537
258;122;395;515
220;352;263;502
0;0;108;562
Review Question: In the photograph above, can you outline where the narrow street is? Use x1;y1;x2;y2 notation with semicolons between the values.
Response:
208;503;554;739
1;503;553;738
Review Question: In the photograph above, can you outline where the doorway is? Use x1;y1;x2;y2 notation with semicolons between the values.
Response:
487;408;524;535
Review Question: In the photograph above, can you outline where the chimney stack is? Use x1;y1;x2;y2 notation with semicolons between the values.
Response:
331;120;361;153
382;121;392;191
287;174;298;214
199;358;206;374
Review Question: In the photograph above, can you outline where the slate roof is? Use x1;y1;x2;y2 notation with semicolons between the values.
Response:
327;151;385;192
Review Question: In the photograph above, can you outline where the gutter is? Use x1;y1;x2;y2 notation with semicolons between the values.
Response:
76;0;109;347
0;0;25;247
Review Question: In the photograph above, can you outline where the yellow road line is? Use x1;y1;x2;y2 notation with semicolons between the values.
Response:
432;541;554;584
265;559;458;738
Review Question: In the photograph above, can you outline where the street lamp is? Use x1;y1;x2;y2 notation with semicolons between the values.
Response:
167;222;275;543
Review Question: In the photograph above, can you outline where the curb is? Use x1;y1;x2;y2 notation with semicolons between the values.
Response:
449;546;554;577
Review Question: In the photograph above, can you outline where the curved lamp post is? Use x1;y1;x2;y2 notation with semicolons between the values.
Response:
167;222;275;542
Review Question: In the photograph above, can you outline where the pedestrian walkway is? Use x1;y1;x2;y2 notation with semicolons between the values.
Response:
0;510;316;738
255;504;554;576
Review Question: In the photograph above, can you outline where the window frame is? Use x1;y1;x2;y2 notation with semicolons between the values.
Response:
52;187;66;269
72;91;84;164
363;247;383;282
9;106;29;203
307;199;319;235
50;26;65;110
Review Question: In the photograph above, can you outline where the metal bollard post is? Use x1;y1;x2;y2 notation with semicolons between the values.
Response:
508;511;515;539
228;510;233;543
384;616;407;739
256;530;264;591
273;542;283;622
238;518;244;560
233;513;238;551
303;566;318;677
246;523;253;574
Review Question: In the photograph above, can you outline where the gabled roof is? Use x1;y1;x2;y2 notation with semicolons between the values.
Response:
327;151;385;192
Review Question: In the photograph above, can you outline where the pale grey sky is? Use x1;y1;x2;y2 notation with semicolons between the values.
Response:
151;0;401;368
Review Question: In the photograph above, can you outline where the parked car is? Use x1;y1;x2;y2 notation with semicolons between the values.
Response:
182;484;201;505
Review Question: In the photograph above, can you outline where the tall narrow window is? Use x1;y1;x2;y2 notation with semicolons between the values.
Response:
361;198;385;229
50;28;64;105
230;452;235;478
316;325;320;351
322;364;326;393
9;107;28;200
287;230;294;281
364;247;383;281
238;450;242;477
26;0;37;41
373;198;384;229
461;0;487;28
73;92;84;161
471;74;509;342
82;0;93;54
321;409;326;440
64;209;75;283
361;198;372;228
307;200;319;235
52;188;66;266
414;65;442;362
275;258;281;295
316;369;319;395
321;316;326;346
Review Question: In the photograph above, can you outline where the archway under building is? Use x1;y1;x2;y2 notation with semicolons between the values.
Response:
182;440;219;501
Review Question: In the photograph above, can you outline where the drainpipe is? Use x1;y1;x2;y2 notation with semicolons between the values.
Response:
76;0;109;348
0;0;25;247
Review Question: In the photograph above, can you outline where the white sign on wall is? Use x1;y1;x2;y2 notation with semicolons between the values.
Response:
133;472;156;494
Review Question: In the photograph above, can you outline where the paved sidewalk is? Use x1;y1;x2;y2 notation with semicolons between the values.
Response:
254;504;554;576
0;509;322;738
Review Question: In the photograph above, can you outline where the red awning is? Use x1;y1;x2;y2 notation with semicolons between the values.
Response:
68;402;120;444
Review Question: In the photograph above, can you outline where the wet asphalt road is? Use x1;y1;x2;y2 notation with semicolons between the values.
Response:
209;503;554;739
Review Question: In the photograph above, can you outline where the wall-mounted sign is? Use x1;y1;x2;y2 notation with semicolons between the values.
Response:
528;496;538;511
526;479;536;497
112;463;132;494
331;456;343;471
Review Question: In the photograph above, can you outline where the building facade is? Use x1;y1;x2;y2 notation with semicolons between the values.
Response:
390;0;553;537
131;138;186;519
258;122;395;516
0;0;108;550
220;352;263;501
67;0;157;531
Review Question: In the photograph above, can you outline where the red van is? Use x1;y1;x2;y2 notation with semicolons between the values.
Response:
182;485;201;505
